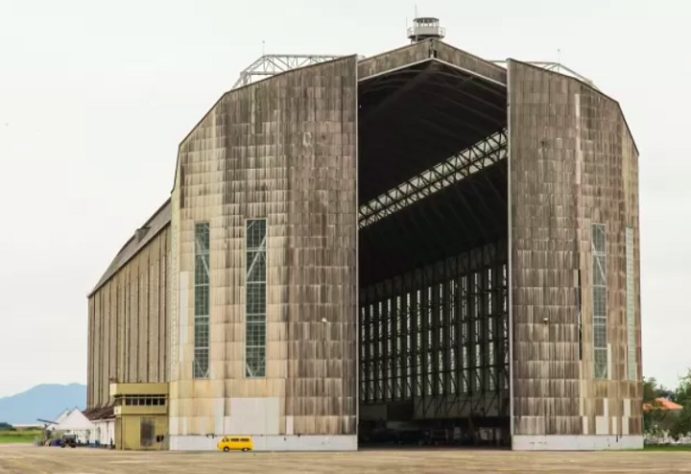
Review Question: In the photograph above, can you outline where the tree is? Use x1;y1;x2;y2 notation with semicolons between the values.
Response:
673;370;691;404
643;377;675;436
669;370;691;440
643;377;660;403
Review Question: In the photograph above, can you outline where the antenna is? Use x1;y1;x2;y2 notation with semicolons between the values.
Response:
262;40;266;57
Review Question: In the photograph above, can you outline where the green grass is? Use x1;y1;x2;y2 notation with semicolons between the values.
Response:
0;430;43;444
644;444;691;451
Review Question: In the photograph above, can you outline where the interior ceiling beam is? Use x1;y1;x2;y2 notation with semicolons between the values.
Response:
359;129;508;229
358;69;424;98
359;63;436;127
419;84;506;127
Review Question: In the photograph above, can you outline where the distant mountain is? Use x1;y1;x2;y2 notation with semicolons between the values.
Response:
0;384;86;425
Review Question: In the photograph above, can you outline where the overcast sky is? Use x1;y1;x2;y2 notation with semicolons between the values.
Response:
0;0;689;398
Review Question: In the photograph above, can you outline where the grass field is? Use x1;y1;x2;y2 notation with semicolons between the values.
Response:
644;443;691;451
0;430;42;445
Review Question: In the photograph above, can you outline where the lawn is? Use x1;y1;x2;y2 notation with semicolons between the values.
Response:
0;430;42;444
644;444;691;451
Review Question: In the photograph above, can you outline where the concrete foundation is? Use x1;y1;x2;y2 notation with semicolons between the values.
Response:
512;435;644;451
169;435;358;451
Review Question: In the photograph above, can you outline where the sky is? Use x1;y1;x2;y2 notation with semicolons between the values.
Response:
0;0;689;398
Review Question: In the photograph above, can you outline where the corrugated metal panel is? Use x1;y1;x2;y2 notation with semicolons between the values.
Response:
87;228;170;408
169;55;358;437
508;60;641;437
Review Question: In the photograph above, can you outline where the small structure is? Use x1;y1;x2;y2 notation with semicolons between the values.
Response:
110;382;168;450
407;17;445;42
84;406;115;447
47;408;94;444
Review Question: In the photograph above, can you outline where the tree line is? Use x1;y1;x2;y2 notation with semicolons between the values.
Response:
645;370;691;439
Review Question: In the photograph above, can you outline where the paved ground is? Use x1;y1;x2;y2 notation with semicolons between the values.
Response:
1;444;691;474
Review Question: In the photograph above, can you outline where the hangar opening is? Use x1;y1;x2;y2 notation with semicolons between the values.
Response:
357;55;510;446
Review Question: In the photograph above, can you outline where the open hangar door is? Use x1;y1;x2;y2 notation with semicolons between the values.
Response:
357;55;510;447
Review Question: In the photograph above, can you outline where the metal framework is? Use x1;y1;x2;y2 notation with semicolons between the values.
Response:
233;54;341;88
246;219;267;378
359;242;509;421
359;129;507;229
592;223;608;379
492;60;595;87
193;223;210;379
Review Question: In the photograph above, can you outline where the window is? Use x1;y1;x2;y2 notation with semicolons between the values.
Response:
119;395;166;407
626;227;637;380
194;223;210;379
592;224;608;379
246;219;267;377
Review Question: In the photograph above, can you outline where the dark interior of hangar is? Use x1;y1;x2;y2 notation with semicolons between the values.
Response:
357;59;510;446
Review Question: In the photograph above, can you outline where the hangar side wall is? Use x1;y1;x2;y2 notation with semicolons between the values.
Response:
508;60;641;449
169;56;358;450
87;226;170;409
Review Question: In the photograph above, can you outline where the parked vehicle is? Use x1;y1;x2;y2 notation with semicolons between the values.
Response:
47;435;77;448
217;436;254;452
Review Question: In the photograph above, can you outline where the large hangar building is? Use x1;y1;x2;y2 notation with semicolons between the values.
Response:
86;19;642;451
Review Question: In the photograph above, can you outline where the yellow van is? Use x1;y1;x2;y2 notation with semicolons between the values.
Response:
217;436;254;452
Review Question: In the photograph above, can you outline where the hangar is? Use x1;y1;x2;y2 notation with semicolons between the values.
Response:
85;18;642;450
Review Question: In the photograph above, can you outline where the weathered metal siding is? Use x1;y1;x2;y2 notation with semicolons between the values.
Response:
87;297;94;408
169;56;358;438
87;228;170;409
509;60;641;438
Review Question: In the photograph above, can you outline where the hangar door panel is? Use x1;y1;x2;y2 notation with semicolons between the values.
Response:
231;57;359;436
509;59;640;439
509;61;583;436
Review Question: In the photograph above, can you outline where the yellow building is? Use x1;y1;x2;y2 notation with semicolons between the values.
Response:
111;383;168;450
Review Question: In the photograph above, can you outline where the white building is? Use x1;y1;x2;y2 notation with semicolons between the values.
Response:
48;408;94;444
